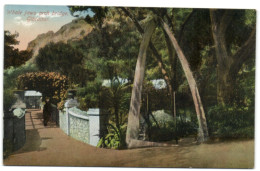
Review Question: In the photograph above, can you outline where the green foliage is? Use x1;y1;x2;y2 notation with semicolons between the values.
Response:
177;120;198;137
3;89;15;113
104;78;131;113
4;30;32;69
97;122;127;149
77;78;130;110
148;111;175;141
76;78;130;149
69;6;108;27
244;10;256;27
179;9;212;72
4;63;38;90
17;72;68;104
76;81;102;111
148;111;197;142
234;60;255;107
204;55;255;139
36;42;96;86
57;100;66;110
207;105;254;139
225;10;256;55
69;8;140;82
142;82;171;112
77;78;131;125
4;63;37;113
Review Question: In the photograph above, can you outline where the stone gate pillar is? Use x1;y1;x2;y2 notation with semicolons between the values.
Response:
87;109;100;146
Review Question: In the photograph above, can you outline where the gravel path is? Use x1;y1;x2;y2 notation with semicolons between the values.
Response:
3;109;254;168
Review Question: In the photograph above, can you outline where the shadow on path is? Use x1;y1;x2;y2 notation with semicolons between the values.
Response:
11;109;57;155
12;129;47;155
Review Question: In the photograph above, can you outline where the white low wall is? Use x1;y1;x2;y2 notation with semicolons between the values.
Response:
59;99;100;147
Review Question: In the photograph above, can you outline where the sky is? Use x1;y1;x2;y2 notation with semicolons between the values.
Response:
4;5;76;50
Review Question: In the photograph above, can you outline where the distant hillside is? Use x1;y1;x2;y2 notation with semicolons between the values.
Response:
27;18;93;63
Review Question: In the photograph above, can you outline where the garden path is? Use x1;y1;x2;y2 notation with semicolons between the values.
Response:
4;109;254;168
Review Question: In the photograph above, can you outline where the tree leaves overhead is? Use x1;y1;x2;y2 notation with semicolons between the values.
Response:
4;30;32;69
69;6;108;27
35;42;96;86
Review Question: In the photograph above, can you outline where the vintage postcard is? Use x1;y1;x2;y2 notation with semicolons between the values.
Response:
3;2;256;168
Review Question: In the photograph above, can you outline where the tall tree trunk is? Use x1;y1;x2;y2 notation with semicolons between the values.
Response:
216;68;234;105
210;9;233;105
161;19;209;142
126;19;156;145
210;9;256;105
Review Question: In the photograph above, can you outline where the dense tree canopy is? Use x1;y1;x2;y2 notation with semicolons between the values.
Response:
4;31;32;69
35;42;96;86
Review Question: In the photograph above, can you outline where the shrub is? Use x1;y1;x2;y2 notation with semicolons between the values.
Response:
177;120;198;137
148;110;174;141
147;110;198;142
17;72;68;104
97;122;127;149
3;89;15;113
207;105;254;139
85;79;131;149
4;63;37;90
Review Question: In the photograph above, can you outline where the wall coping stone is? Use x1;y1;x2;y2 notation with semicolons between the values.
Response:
64;99;79;108
69;107;89;120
